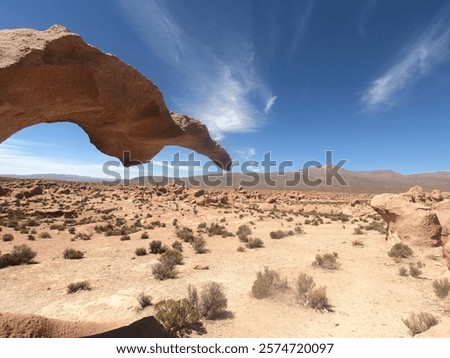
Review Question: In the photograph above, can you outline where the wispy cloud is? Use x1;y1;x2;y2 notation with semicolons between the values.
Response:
264;96;277;114
116;0;275;139
234;147;256;161
361;7;450;111
287;0;313;57
358;0;377;39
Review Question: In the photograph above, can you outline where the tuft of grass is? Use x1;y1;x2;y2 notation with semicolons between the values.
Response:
192;236;207;254
152;262;177;280
63;248;84;260
402;312;438;336
135;247;147;256
352;239;364;247
313;253;340;270
67;280;91;294
432;278;450;299
245;237;264;249
388;243;413;259
136;292;153;309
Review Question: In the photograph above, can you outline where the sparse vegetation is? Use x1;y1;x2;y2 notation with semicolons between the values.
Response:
67;280;92;294
135;247;147;256
2;233;14;242
152;262;177;280
270;230;292;240
39;232;51;239
176;227;195;243
408;263;422;278
352;239;364;247
433;278;450;299
207;223;233;237
149;240;167;254
402;312;438;336
295;273;333;312
399;266;409;276
388;243;413;259
245;237;264;249
154;298;202;337
251;267;288;299
313;253;340;270
141;232;149;239
120;234;131;241
63;248;84;260
199;282;228;319
192;236;207;254
136;292;153;309
237;224;251;242
353;226;364;235
159;249;183;267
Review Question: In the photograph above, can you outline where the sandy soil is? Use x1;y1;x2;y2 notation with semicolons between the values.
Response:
0;179;449;337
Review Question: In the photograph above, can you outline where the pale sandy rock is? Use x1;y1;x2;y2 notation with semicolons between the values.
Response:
371;192;442;247
0;25;231;170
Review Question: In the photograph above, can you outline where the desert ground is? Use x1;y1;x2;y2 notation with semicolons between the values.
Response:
0;178;449;338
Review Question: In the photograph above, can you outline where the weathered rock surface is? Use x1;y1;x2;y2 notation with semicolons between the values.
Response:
371;186;450;269
0;25;231;170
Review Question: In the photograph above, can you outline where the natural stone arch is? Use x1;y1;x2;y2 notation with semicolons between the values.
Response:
0;25;231;170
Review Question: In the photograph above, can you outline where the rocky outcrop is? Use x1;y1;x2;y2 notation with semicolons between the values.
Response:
371;186;450;269
0;25;231;170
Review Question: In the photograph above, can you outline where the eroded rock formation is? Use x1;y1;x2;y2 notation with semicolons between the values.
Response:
0;25;231;170
371;186;450;269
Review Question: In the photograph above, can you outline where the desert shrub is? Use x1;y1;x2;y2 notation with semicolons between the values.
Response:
199;282;228;319
0;253;13;269
176;227;195;243
159;249;183;267
68;227;76;235
2;233;14;242
9;245;37;265
433;278;450;299
63;248;84;260
207;223;233;237
388;243;413;259
27;234;35;241
352;239;364;247
120;235;131;241
152;262;177;280
135;247;147;256
307;287;333;312
154;298;202;337
353;226;364;235
402;312;438;336
149;240;167;254
270;230;290;240
39;232;51;239
313;253;340;270
192;236;207;254
399;266;409;276
294;225;305;234
237;246;246;252
237;225;252;242
67;280;92;294
141;232;149;239
171;240;183;252
76;232;92;241
296;273;316;303
409;263;422;278
245;237;264;249
252;267;288;299
187;284;199;308
364;220;387;234
136;292;153;309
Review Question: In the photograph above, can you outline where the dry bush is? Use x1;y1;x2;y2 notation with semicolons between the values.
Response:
408;263;422;278
67;280;91;294
199;282;228;319
187;284;199;308
192;236;207;254
152;262;177;280
39;232;51;239
136;291;153;309
237;225;252;242
154;298;202;337
149;240;167;254
270;230;291;240
352;239;364;247
159;249;183;267
245;237;264;249
63;248;84;260
252;267;288;299
140;232;149;239
135;247;147;256
171;240;183;252
313;253;340;270
353;226;364;235
402;312;438;336
296;273;316;303
207;223;233;237
388;243;413;259
2;233;14;242
237;246;246;252
176;227;195;243
433;278;450;299
399;266;409;276
120;235;130;241
307;287;333;312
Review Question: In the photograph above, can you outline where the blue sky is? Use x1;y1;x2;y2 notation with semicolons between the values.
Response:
1;0;450;177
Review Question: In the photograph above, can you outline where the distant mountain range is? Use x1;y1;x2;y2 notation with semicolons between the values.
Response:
2;168;450;193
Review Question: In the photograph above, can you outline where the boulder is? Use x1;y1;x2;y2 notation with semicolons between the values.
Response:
371;191;442;247
0;25;231;170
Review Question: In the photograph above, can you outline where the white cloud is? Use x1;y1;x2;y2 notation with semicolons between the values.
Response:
264;96;277;114
361;10;450;111
116;0;274;139
235;147;256;161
